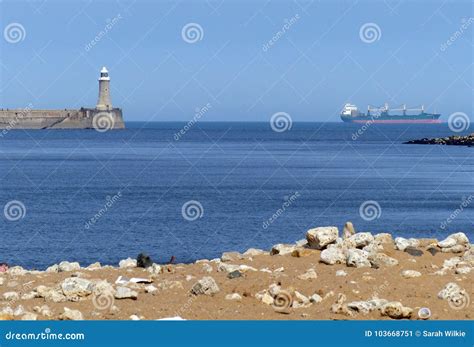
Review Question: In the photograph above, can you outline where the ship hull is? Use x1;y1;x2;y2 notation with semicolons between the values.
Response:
341;113;441;124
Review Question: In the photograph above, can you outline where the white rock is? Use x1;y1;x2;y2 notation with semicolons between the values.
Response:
145;285;158;293
130;314;141;320
346;249;371;268
437;282;468;307
61;278;94;297
347;298;388;314
270;244;296;255
455;267;471;274
45;264;59;273
225;293;242;301
60;307;83;320
261;292;274;305
347;232;374;248
309;294;323;303
13;305;25;316
438;232;469;248
35;285;67;303
381;301;413;319
306;226;339;249
394;237;419;251
3;291;19;301
298;268;317;280
320;247;346;265
221;252;243;262
268;283;281;297
8;266;27;276
147;263;162;275
401;270;422;278
58;261;81;272
201;263;213;273
21;312;38;320
294;291;310;305
114;286;138;299
336;270;347;277
191;277;220;296
369;253;399;267
118;258;137;268
243;248;267;257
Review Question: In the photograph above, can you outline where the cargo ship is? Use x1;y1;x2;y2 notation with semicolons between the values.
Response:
340;103;441;123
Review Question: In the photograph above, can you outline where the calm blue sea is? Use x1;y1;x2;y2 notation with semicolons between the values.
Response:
0;122;472;269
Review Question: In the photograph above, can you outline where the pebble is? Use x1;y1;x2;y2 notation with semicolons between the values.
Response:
336;270;347;277
381;301;413;319
61;277;94;297
401;270;422;278
227;270;242;279
342;221;355;239
270;244;296;256
404;246;423;257
225;293;242;301
191;277;220;296
298;268;317;280
201;263;213;273
306;226;339;249
243;248;267;257
114;286;138;300
60;307;84;320
346;249;371;268
145;285;158;294
118;258;137;269
309;294;323;303
320;247;346;265
58;261;81;272
3;292;19;301
221;252;243;262
21;312;38;320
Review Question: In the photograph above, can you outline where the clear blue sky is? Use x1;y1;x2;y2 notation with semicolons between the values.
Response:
0;0;472;122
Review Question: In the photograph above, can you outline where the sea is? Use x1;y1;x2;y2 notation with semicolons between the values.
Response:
0;122;472;269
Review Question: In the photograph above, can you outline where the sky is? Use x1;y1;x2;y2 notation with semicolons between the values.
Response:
0;0;472;122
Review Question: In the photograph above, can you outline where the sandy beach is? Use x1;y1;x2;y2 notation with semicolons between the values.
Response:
0;225;471;321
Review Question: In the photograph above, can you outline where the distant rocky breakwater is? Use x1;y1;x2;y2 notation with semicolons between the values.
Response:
0;223;472;320
405;133;474;146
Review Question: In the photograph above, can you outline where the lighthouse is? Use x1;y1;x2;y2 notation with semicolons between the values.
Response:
96;66;112;111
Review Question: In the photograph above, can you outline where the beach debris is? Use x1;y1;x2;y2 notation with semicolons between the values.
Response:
401;270;422;278
418;307;431;320
270;244;296;256
380;301;413;319
190;277;220;296
306;226;339;249
272;290;293;314
115;276;152;285
320;246;346;265
346;249;371;268
118;258;137;269
221;252;243;262
225;293;242;301
394;237;419;251
342;221;355;239
61;277;94;298
60;307;84;320
404;246;423;257
114;286;138;300
297;268;317;280
137;253;153;268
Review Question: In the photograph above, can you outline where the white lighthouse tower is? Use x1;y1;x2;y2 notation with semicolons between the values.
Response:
96;66;112;111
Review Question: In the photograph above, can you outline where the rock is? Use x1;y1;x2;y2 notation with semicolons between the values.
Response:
306;226;339;249
320;247;346;265
114;286;138;300
455;266;471;274
243;248;266;257
225;293;242;301
46;264;59;273
427;247;440;256
441;245;467;253
295;239;308;247
268;283;281;297
137;253;153;268
342;221;355;239
404;246;423;257
293;291;310;308
274;267;284;273
145;285;158;294
438;282;469;308
438;232;469;249
21;291;36;300
368;253;399;267
346;249;371;268
35;285;67;303
336;270;347;277
60;307;84;320
291;248;318;257
374;233;393;245
147;263;162;275
347;298;388;314
3;292;19;301
130;314;141;320
394;237;419;251
13;305;25;316
298;268;317;280
61;278;94;298
346;232;374;248
33;305;53;317
191;277;220;296
270;244;296;256
227;270;242;279
156;280;183;291
201;263;213;273
362;241;383;254
119;258;137;268
330;293;353;316
221;252;243;262
401;270;422;278
381;301;413;319
87;262;102;270
21;312;38;320
217;263;257;273
8;266;27;276
261;292;274;305
309;294;323;303
259;268;272;273
58;261;81;272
